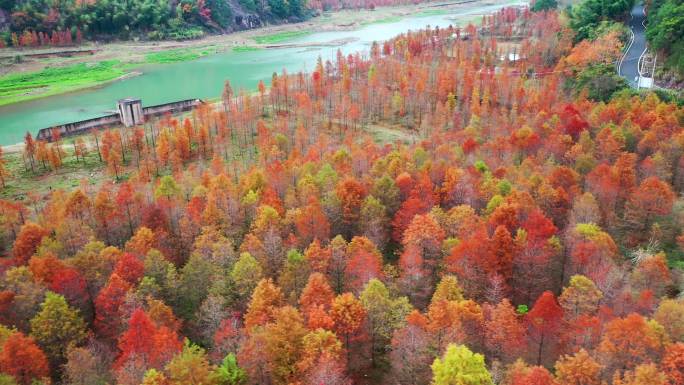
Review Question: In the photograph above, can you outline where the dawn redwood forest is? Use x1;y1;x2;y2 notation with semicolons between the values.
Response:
1;1;684;385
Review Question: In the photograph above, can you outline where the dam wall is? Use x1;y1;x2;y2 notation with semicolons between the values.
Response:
143;99;202;117
36;98;203;142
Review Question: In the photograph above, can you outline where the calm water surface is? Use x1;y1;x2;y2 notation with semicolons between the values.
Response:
0;2;522;145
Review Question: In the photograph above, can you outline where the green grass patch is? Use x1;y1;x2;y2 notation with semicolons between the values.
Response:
0;60;126;107
145;47;215;64
253;30;312;44
232;45;262;52
0;146;106;201
367;123;415;144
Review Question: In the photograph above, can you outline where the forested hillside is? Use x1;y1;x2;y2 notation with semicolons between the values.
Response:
0;0;428;46
0;4;684;385
646;0;684;78
567;0;632;41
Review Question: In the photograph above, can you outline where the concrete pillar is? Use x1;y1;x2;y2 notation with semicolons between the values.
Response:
117;98;144;127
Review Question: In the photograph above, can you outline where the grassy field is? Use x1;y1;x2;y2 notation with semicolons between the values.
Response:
253;30;312;44
0;47;219;106
0;61;127;107
367;122;417;144
0;145;108;201
145;47;217;63
232;45;262;52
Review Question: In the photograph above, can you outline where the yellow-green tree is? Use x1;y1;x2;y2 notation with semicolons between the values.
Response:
430;344;493;385
165;340;216;385
30;291;87;364
214;353;246;385
140;369;169;385
230;252;263;307
360;278;412;367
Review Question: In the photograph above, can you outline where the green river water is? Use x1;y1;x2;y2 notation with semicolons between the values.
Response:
0;2;522;145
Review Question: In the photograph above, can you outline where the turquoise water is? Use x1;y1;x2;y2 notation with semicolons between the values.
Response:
0;2;522;145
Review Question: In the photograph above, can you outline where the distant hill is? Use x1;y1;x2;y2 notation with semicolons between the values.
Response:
0;0;307;44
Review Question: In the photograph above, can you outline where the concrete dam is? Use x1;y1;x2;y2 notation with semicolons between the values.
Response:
36;98;204;142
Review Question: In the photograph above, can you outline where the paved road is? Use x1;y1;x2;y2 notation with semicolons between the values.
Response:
619;4;647;87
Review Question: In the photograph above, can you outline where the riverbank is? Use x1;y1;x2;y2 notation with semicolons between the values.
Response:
0;61;145;107
0;0;518;107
